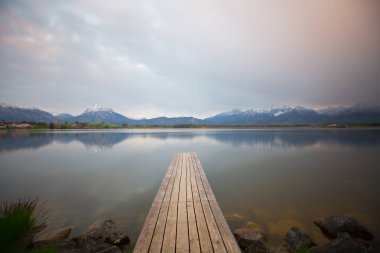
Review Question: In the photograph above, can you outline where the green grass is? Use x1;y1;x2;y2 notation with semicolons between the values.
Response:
0;199;48;253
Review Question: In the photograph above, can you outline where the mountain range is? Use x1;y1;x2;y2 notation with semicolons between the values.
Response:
1;102;380;125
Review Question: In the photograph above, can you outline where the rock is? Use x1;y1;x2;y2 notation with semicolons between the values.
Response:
73;220;129;248
267;245;288;253
311;232;369;253
366;239;380;253
282;226;316;252
234;228;268;253
314;215;374;241
34;227;72;242
32;239;81;253
33;239;121;253
72;236;87;249
85;239;121;253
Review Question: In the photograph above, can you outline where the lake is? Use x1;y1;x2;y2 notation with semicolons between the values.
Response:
0;128;379;245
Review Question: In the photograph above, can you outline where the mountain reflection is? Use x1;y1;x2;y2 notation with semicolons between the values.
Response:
1;129;379;153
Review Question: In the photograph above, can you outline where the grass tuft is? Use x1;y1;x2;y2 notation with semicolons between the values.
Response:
0;198;48;252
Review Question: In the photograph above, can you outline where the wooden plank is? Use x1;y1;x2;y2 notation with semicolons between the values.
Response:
176;153;189;252
190;155;214;253
193;200;214;253
163;154;180;203
190;154;200;203
192;153;232;253
162;202;178;253
135;152;240;253
154;154;178;203
187;201;201;253
186;153;193;202
176;201;189;253
193;153;206;177
192;154;208;202
209;200;242;253
201;200;227;253
178;153;187;202
192;154;227;252
162;154;181;252
195;173;208;201
134;202;161;253
192;153;240;253
192;152;216;201
149;202;169;253
170;153;182;203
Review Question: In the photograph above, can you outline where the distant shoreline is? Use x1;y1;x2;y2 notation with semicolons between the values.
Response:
1;122;380;131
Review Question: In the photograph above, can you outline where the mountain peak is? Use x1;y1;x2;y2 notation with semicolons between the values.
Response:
220;108;242;116
245;106;293;116
84;104;113;113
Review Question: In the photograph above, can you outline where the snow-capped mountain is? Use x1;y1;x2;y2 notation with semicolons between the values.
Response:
0;103;57;123
244;105;293;115
83;104;113;113
210;106;293;118
269;105;293;116
1;102;380;125
204;104;380;125
74;105;133;125
204;106;304;124
218;109;243;116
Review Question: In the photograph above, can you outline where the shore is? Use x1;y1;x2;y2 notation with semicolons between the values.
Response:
1;122;380;130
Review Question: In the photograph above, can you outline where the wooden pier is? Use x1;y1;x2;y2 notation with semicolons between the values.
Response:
134;152;241;253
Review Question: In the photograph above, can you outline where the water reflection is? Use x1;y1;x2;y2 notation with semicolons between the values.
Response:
1;129;380;153
0;129;379;245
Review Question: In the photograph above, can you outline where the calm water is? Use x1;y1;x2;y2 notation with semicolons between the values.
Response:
1;129;380;244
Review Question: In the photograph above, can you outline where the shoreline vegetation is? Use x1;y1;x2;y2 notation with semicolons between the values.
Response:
0;199;50;253
0;199;132;253
1;122;380;130
2;199;378;253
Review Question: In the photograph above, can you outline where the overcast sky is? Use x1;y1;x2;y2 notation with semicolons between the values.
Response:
1;0;379;118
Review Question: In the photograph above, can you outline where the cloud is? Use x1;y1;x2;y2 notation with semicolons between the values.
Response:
1;0;379;118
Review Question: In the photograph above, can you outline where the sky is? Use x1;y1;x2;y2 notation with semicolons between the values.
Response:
0;0;379;118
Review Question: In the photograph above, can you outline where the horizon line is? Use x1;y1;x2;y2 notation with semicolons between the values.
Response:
1;101;379;120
